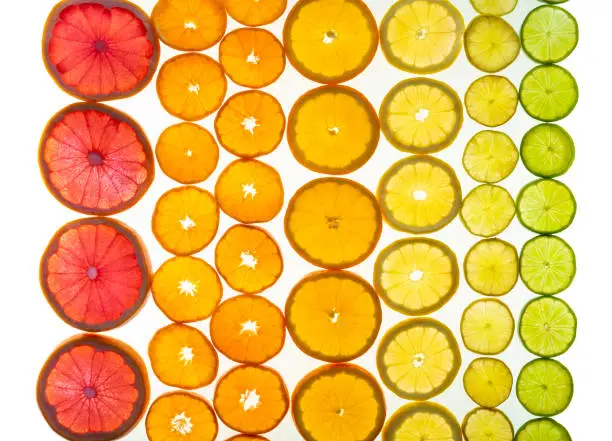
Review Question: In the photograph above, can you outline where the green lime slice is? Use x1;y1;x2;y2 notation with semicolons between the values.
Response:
464;131;518;183
461;185;515;237
519;297;576;357
522;6;578;63
540;0;569;4
470;0;517;16
517;358;573;416
515;418;572;441
520;235;575;295
521;124;575;178
517;179;576;234
520;65;578;122
465;16;520;73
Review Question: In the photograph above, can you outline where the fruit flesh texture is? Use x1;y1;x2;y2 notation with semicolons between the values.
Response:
464;239;518;296
520;65;578;122
465;16;520;73
515;418;571;441
460;184;515;237
225;0;287;26
519;297;576;357
463;408;514;441
463;357;513;407
463;131;518;183
465;75;518;127
517;359;573;416
521;124;574;178
470;0;517;16
522;6;578;63
520;235;575;295
383;402;462;441
517;179;576;234
461;299;514;354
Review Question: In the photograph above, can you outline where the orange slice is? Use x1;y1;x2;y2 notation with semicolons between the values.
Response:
215;159;284;223
225;0;286;26
287;85;379;174
210;295;285;364
148;323;218;389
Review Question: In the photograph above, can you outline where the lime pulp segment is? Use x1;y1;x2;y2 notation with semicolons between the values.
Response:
521;5;578;63
520;235;575;295
520;65;578;122
517;358;573;416
515;418;572;441
517;179;576;234
521;124;575;178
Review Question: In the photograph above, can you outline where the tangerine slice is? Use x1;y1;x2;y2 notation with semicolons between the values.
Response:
383;402;462;441
43;0;159;101
287;85;379;174
215;159;284;223
148;323;218;389
225;0;287;26
210;295;285;364
286;270;382;362
283;0;378;84
285;178;382;269
214;365;289;434
152;186;219;256
157;53;227;121
37;334;149;441
40;217;150;332
152;256;222;323
215;90;286;158
40;103;154;215
219;28;285;89
215;225;283;294
156;123;219;184
292;364;386;441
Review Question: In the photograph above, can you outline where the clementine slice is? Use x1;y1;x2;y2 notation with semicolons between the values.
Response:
214;365;289;434
287;85;379;174
37;334;149;441
40;217;150;332
40;103;154;215
285;178;382;269
292;364;386;441
148;323;218;389
210;295;285;364
215;225;283;294
225;0;286;26
43;0;159;101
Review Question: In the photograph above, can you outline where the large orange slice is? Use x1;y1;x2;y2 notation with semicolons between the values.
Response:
225;0;286;26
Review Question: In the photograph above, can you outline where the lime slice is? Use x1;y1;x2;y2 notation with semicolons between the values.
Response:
541;0;569;3
463;131;518;183
470;0;517;16
517;179;576;234
465;16;520;73
517;358;573;416
462;408;514;441
522;6;578;63
463;357;513;407
461;299;514;355
460;184;515;237
515;418;572;441
465;239;518;297
383;402;462;441
519;297;577;357
520;235;575;295
466;75;518;127
521;124;575;178
520;65;578;122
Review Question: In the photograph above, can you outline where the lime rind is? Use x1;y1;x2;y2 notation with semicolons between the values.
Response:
470;0;518;16
515;418;572;441
521;124;575;178
463;130;519;183
520;65;579;122
516;179;576;234
521;5;579;64
517;358;574;416
520;235;575;295
460;184;516;237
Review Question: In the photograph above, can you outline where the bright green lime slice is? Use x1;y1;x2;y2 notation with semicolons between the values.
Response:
522;6;578;63
540;0;569;4
470;0;517;16
515;418;572;441
520;65;578;122
517;358;573;416
461;185;515;237
520;235;575;295
521;124;575;178
517;179;576;234
465;16;520;73
462;408;514;441
464;131;518;183
519;297;576;357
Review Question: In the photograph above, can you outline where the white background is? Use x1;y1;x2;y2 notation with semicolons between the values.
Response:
0;0;605;439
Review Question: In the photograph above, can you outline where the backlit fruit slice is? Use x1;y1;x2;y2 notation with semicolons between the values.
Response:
517;359;573;416
520;65;578;122
515;418;571;441
43;0;159;101
465;75;518;127
463;130;518;183
462;408;513;441
227;437;269;441
148;323;218;389
286;271;382;362
210;295;285;364
519;297;577;357
520;235;576;295
378;156;462;234
521;124;575;178
517;179;576;234
152;186;219;256
37;334;149;441
287;85;379;174
214;365;289;434
215;225;283;294
521;6;578;64
40;217;150;332
152;0;226;51
460;184;515;237
380;79;463;153
283;0;378;84
380;0;464;74
215;159;284;223
225;0;287;26
157;53;227;121
152;256;222;323
293;364;385;441
40;103;154;215
377;318;461;400
146;391;218;441
463;357;513;407
470;0;517;16
215;91;285;158
465;16;520;73
374;238;459;315
383;402;461;441
285;178;382;269
461;299;514;355
464;239;519;297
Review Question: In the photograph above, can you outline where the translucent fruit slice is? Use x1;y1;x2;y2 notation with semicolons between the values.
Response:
377;318;461;400
43;0;159;101
460;184;515;237
461;299;514;355
515;418;572;441
462;408;514;441
40;103;154;215
465;16;520;73
470;0;517;16
466;75;518;127
287;85;379;174
517;358;573;416
380;0;464;74
520;235;576;295
517;179;576;234
226;436;269;441
383;402;461;441
293;364;385;441
521;6;578;63
286;270;382;362
380;78;463;153
464;239;519;297
520;65;578;122
225;0;287;26
40;217;150;332
463;357;513;407
463;131;518;183
521;124;575;178
37;334;149;441
374;238;459;315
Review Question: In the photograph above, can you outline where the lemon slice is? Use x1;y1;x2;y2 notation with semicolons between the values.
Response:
517;358;573;417
461;299;514;355
464;239;519;297
466;75;518;127
463;131;518;183
462;408;514;441
463;357;513;407
460;184;515;237
383;402;462;441
470;0;517;16
465;16;520;73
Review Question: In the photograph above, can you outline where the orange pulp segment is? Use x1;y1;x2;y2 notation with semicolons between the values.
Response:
225;0;286;26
